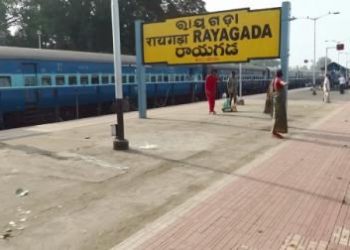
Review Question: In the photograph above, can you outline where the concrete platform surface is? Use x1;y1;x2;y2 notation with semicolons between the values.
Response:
0;89;349;250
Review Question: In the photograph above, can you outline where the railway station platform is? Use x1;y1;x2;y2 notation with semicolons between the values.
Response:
0;88;350;250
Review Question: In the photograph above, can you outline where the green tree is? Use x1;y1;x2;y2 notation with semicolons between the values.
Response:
5;0;206;53
0;0;20;45
119;0;206;54
0;1;8;45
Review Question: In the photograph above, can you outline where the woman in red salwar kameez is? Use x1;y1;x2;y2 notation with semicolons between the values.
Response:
205;69;218;115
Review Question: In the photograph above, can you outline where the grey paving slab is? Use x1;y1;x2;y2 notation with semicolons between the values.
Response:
0;89;348;250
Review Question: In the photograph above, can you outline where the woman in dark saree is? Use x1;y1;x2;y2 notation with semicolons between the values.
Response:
272;70;288;138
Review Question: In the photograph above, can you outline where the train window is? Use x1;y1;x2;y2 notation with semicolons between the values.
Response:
164;75;169;82
122;75;127;83
111;76;115;84
41;76;52;86
68;76;77;85
180;75;185;81
175;75;180;82
169;75;174;82
80;76;89;85
91;75;99;84
55;76;65;85
151;75;156;83
145;75;150;83
129;75;135;83
24;76;37;86
157;75;163;82
102;75;109;84
0;76;11;87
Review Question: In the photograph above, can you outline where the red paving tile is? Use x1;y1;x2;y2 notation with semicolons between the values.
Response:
119;103;350;250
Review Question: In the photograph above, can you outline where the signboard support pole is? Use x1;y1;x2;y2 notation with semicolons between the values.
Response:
281;1;291;84
111;0;129;150
135;20;147;119
237;63;244;105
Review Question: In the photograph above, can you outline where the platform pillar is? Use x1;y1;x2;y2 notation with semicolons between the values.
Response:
111;0;129;150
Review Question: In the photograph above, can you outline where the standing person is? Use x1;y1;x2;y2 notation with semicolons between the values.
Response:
226;71;238;111
339;74;346;94
272;69;288;138
323;73;331;103
205;69;218;114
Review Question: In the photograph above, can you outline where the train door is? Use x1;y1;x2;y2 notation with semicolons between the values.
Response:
22;63;39;106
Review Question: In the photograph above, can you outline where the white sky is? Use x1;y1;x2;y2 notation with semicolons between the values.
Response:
204;0;349;67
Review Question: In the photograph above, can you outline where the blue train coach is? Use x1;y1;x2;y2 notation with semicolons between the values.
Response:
0;46;206;128
0;46;304;129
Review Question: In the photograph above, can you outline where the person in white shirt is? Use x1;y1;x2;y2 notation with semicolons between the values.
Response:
323;74;331;103
339;74;346;94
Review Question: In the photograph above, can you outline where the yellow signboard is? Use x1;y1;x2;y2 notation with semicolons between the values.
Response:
142;7;281;65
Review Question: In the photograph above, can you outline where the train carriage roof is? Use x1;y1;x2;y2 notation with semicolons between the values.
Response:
210;63;270;71
327;62;349;72
0;46;136;64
